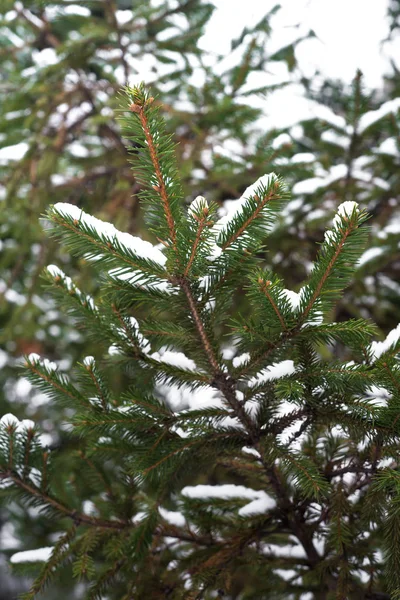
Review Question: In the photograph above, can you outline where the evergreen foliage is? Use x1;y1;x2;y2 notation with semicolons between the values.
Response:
2;84;400;600
271;67;400;333
0;0;309;469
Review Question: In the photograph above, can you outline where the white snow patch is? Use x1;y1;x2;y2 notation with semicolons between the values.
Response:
0;142;29;162
311;105;347;130
377;137;398;156
116;9;134;25
10;547;54;564
290;152;315;164
159;507;186;527
53;203;166;265
45;264;94;310
248;360;296;387
65;4;90;16
336;201;359;220
369;323;400;361
152;350;197;372
82;501;97;516
358;98;400;133
263;540;307;559
293;166;362;196
131;511;146;524
293;177;325;195
206;244;222;262
214;173;278;232
242;446;261;459
238;493;276;516
157;382;219;412
271;133;292;149
181;484;276;516
0;349;8;369
282;289;302;311
321;130;348;148
32;48;59;68
83;356;95;367
232;353;250;368
358;247;385;266
1;413;20;428
324;201;359;245
380;219;400;238
19;419;35;431
188;195;207;217
27;353;57;372
68;142;89;158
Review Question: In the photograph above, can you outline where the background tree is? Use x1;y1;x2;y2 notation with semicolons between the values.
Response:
2;83;400;600
261;67;400;334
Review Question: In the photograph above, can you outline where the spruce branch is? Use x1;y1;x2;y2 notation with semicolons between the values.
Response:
184;200;215;277
46;206;168;287
122;83;182;256
130;97;177;250
19;527;77;600
301;226;352;320
299;204;369;322
257;275;288;331
8;80;400;599
219;178;284;251
179;277;221;374
25;356;89;410
3;471;131;531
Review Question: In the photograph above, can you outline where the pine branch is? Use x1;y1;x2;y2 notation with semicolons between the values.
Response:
3;471;131;530
299;205;369;321
216;174;288;252
121;83;183;255
258;277;288;330
19;527;77;600
184;200;214;277
47;205;167;281
179;277;221;374
131;99;177;250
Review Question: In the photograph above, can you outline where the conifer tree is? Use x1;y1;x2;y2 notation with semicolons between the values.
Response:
2;84;400;600
269;68;400;334
0;0;306;422
0;3;313;593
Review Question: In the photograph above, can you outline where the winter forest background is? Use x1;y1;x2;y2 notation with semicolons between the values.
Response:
2;0;400;598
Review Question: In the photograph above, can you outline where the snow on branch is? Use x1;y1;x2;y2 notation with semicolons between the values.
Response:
52;203;167;266
369;324;400;361
0;413;35;433
213;173;286;250
248;360;296;387
10;547;54;564
46;264;97;310
181;484;276;517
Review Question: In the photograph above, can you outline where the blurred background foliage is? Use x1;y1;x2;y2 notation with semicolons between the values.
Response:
1;0;400;597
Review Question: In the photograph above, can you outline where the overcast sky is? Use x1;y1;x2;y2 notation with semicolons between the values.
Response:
199;0;396;129
205;0;393;87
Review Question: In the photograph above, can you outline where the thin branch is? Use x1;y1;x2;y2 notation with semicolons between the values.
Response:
184;213;210;277
258;277;287;330
52;213;166;277
130;101;178;251
4;472;131;530
27;363;87;408
301;225;354;322
221;183;280;250
179;278;220;373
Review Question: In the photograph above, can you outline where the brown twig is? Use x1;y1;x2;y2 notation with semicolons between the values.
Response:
131;102;178;251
